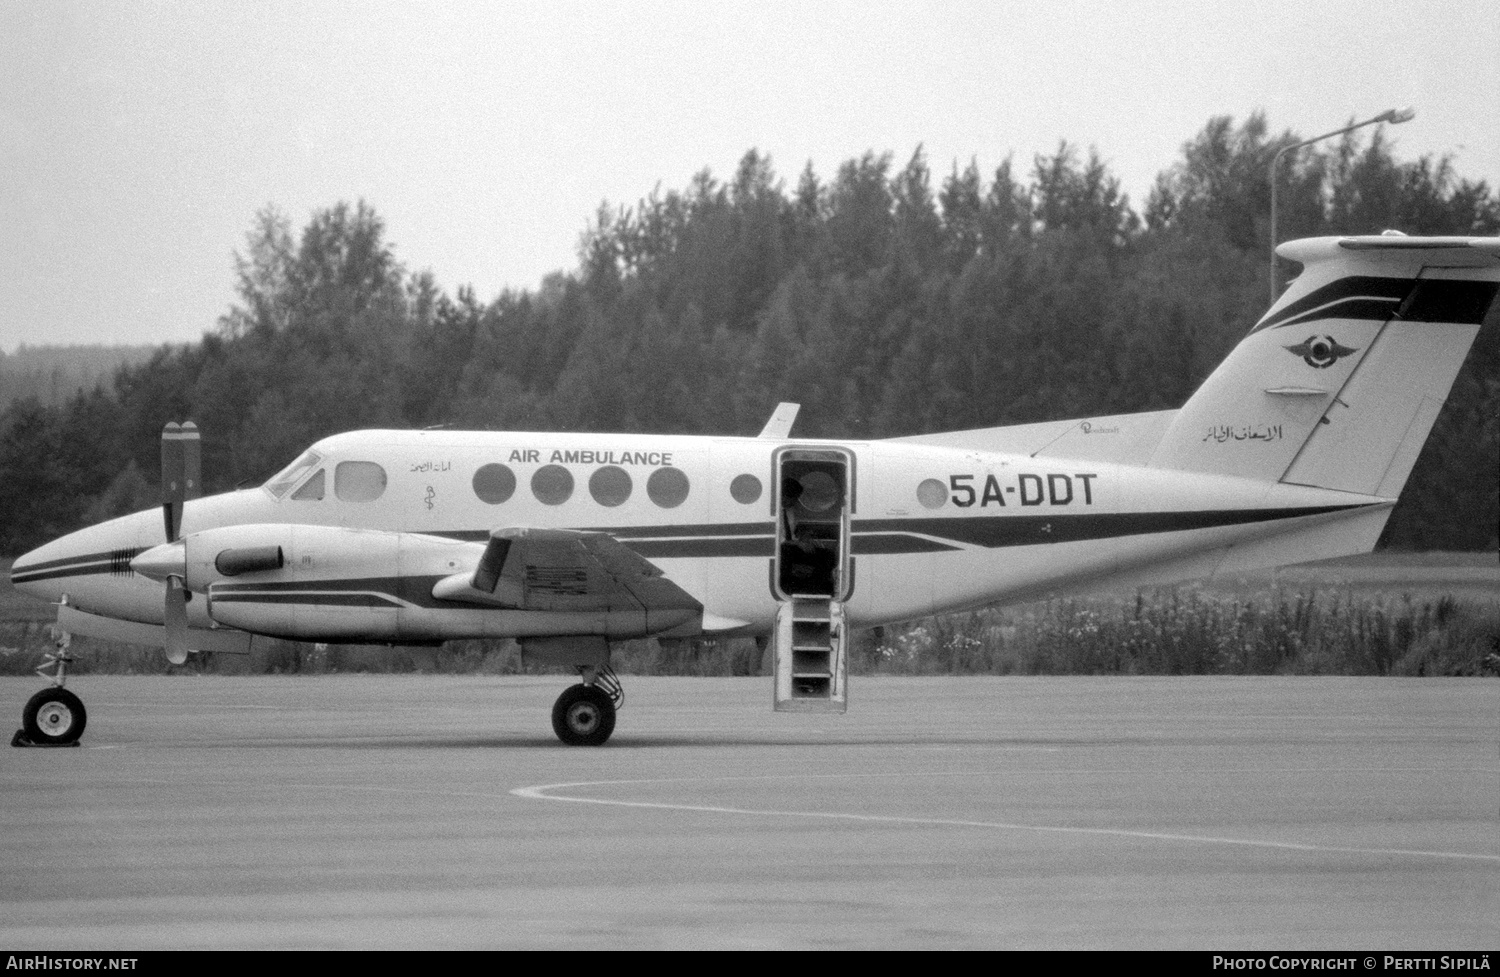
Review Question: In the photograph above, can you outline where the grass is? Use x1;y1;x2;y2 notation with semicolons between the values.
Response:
2;555;1496;678
862;586;1500;677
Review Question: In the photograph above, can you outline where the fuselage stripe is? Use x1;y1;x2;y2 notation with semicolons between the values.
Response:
195;504;1374;613
11;504;1372;588
8;546;145;583
10;560;117;584
211;592;405;609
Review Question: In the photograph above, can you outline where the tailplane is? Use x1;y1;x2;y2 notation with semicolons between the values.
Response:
1147;235;1499;497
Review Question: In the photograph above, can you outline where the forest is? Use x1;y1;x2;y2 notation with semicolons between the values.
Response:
1;113;1497;556
0;344;155;410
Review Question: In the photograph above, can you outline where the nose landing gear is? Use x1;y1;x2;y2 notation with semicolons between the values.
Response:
12;618;85;748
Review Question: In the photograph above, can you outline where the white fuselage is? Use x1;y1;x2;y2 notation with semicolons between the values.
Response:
11;428;1388;642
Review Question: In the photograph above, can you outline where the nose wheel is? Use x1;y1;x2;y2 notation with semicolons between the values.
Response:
551;684;617;746
18;687;87;746
12;617;86;748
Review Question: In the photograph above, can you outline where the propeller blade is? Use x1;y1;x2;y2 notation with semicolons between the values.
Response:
162;422;183;540
164;577;190;666
161;421;201;541
182;421;201;502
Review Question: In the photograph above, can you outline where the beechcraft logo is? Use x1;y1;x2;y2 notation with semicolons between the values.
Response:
1284;335;1359;369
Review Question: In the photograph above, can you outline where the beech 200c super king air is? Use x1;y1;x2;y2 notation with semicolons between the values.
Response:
10;235;1500;746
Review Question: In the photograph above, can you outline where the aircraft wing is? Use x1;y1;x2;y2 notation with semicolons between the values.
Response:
430;527;703;617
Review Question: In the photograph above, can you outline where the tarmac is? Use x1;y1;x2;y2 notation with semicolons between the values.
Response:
1;674;1496;949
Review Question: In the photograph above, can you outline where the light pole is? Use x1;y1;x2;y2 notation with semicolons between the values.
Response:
1268;107;1415;303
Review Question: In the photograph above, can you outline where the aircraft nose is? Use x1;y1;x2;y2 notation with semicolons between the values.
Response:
7;508;160;605
8;543;66;601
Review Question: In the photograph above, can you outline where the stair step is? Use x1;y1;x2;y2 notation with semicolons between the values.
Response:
774;598;848;714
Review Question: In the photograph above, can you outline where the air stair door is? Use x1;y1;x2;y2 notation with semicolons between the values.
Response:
772;447;851;713
773;599;848;712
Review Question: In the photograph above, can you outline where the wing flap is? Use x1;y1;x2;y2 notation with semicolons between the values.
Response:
431;528;703;621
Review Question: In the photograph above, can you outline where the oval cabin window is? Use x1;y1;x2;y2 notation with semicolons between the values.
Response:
334;461;388;503
646;467;690;508
730;473;762;504
916;478;947;509
589;466;633;507
531;464;574;505
473;463;517;505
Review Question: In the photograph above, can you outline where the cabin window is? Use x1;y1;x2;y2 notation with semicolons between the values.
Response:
646;466;690;508
334;461;387;503
291;468;325;501
796;470;840;512
589;466;632;507
473;463;517;504
916;478;947;509
730;473;762;504
264;450;323;500
531;464;574;505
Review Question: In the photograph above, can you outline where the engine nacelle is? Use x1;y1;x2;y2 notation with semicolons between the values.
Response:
160;523;471;642
146;523;701;646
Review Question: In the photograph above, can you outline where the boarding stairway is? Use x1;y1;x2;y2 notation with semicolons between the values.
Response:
772;597;848;713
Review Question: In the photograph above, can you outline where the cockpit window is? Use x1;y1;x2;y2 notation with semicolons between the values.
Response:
264;450;323;500
291;468;325;501
335;461;387;502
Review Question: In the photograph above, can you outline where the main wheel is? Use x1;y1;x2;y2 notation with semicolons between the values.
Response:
23;687;87;745
551;684;616;746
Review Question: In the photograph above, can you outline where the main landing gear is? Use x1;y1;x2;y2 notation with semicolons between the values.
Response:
551;665;623;746
12;622;86;748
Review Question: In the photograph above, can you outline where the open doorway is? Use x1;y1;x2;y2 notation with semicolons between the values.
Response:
773;447;853;600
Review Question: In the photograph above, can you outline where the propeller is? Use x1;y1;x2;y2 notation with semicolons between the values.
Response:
130;422;201;664
161;422;201;664
134;422;286;664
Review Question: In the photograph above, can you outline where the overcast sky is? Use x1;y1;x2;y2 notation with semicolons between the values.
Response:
2;0;1497;353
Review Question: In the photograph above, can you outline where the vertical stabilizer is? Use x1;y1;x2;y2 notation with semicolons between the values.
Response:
1148;236;1499;497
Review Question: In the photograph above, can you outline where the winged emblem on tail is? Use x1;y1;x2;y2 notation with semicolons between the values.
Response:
1284;335;1359;369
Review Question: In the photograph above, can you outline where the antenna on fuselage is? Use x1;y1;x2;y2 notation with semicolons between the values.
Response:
758;403;801;439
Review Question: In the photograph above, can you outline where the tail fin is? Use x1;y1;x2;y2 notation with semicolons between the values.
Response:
1148;235;1499;497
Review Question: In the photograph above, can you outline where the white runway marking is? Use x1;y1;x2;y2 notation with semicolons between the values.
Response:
511;774;1500;865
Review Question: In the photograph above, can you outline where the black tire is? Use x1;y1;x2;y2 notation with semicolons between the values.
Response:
551;684;616;746
23;687;87;745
